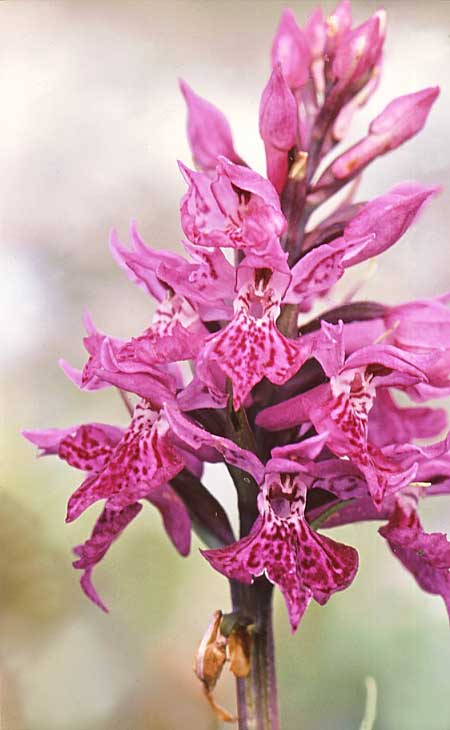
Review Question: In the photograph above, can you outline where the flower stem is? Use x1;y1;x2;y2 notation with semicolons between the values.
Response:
230;577;280;730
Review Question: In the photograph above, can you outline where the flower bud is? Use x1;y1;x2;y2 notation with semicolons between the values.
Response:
259;65;298;193
179;80;242;173
271;9;311;90
332;87;439;180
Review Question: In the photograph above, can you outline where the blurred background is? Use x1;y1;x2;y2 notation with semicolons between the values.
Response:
1;1;450;728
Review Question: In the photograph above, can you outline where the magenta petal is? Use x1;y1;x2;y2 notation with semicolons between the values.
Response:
198;310;309;411
203;518;312;631
179;80;242;173
256;383;329;431
110;223;182;301
203;471;358;632
146;483;191;556
370;86;439;141
259;65;298;193
58;424;123;471
158;243;234;321
179;158;285;255
163;405;265;484
332;15;382;89
328;88;439;182
117;295;207;367
369;390;447;448
271;9;311;90
387;296;450;352
93;337;179;406
66;403;184;522
271;432;329;463
59;359;83;388
286;242;347;303
77;312;124;391
73;502;143;612
379;497;450;619
341;184;438;266
23;426;82;456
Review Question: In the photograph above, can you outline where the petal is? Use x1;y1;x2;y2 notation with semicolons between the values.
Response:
118;296;208;366
259;65;298;193
285;242;347;303
197;309;309;410
67;404;184;521
369;390;447;448
387;296;450;352
164;405;265;484
295;521;359;607
58;424;123;471
202;517;312;631
179;80;243;173
93;337;178;406
341;184;438;266
379;498;450;618
73;502;143;612
146;482;191;556
110;223;182;301
271;9;311;89
179;158;286;255
331;15;383;88
158;243;234;321
256;383;329;431
23;425;81;456
318;88;439;186
271;432;329;463
203;510;358;632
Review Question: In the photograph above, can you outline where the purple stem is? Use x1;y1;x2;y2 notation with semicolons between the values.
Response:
230;578;280;730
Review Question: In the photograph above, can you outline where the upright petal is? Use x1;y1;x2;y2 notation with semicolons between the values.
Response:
331;15;383;93
179;80;243;173
271;9;311;90
92;336;179;405
110;223;182;301
23;426;84;456
118;294;207;365
259;65;298;193
341;184;438;266
180;159;286;254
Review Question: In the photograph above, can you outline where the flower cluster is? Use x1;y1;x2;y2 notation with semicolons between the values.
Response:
25;1;450;632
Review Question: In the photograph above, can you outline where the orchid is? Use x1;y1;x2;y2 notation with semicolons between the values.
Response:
24;2;449;728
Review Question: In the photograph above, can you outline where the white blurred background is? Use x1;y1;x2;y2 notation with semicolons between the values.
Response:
2;2;450;729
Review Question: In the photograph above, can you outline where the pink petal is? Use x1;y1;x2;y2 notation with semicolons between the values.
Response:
369;390;447;448
271;9;311;90
379;497;450;619
146;482;191;556
197;309;309;411
23;426;81;455
73;502;143;612
110;223;182;301
179;80;242;173
66;403;184;521
259;65;298;193
164;405;265;484
328;88;439;182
